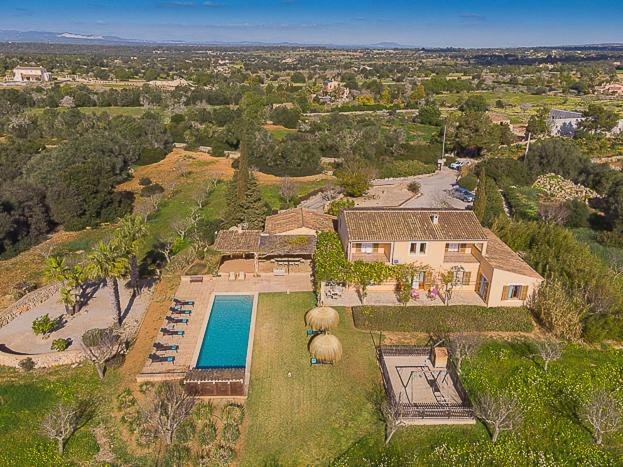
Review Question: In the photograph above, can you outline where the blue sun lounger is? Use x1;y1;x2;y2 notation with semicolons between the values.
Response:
161;328;184;336
150;354;175;363
171;308;191;315
166;317;189;325
174;299;195;306
153;343;179;352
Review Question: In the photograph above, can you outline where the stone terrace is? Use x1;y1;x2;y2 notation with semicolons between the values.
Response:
137;274;313;381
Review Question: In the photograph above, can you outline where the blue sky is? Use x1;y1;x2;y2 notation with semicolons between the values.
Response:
1;1;622;47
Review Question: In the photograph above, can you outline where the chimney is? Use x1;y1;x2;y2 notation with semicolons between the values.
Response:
431;213;439;224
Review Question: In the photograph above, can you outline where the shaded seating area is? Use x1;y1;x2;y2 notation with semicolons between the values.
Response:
213;228;316;276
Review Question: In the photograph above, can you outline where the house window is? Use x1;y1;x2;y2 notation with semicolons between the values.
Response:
447;243;460;252
409;242;427;256
502;285;528;301
361;243;374;254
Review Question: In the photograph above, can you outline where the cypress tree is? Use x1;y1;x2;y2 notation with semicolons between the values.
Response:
241;173;267;229
473;167;487;222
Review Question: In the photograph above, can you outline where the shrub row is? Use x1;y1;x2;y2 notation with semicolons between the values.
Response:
352;305;534;333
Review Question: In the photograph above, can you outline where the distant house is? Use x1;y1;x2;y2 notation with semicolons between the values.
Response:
596;83;623;96
336;208;543;307
548;109;584;137
13;66;51;82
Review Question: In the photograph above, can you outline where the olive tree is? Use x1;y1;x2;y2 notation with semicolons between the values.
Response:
141;381;196;445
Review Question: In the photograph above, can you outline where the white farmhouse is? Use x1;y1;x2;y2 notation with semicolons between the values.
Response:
13;66;52;82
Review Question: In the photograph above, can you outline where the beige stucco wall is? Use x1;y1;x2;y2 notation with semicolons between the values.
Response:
486;268;543;308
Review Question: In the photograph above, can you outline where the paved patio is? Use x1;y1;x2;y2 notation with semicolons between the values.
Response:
137;273;313;381
0;283;150;354
322;288;486;307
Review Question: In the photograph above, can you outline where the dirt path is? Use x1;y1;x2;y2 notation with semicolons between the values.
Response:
119;275;179;387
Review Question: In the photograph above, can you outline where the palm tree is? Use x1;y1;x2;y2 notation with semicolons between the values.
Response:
44;256;85;315
88;241;129;325
115;215;147;293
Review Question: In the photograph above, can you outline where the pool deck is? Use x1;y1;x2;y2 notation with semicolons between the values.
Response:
137;273;313;382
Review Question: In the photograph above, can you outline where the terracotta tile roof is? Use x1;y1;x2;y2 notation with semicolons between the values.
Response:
264;208;335;235
259;234;316;256
483;229;543;280
213;230;261;254
213;229;315;256
340;208;488;242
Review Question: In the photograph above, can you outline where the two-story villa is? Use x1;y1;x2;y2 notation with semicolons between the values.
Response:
337;208;543;307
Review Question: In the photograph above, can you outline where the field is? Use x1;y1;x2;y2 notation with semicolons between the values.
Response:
30;106;157;117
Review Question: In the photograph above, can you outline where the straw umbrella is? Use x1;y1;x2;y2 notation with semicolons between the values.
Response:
305;306;339;331
309;334;343;363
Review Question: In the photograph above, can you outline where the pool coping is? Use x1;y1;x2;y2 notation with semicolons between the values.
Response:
189;292;259;396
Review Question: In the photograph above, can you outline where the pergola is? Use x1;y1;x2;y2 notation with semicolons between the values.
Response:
213;229;317;274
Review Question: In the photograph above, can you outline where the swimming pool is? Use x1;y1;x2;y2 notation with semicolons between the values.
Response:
195;294;254;369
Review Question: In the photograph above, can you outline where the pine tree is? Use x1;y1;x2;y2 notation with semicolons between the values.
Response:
223;136;267;229
241;173;267;229
473;168;487;222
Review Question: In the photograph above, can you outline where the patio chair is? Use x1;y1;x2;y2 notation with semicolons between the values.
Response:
171;308;191;315
228;271;236;281
238;271;246;280
153;343;179;352
166;317;189;325
307;329;322;336
149;353;175;363
174;299;195;306
161;328;185;336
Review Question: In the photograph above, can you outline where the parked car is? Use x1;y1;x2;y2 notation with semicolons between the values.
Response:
450;160;469;170
451;186;475;203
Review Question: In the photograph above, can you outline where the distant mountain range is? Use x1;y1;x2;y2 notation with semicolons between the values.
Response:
1;29;622;50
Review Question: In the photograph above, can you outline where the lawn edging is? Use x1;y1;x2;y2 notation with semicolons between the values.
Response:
352;305;534;333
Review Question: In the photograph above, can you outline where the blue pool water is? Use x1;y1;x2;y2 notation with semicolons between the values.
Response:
196;295;254;368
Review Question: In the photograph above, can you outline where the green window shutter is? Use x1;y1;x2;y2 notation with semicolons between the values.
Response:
502;285;509;301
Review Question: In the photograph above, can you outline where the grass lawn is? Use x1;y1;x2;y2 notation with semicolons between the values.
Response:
0;365;112;466
264;124;297;140
241;292;623;465
241;292;381;465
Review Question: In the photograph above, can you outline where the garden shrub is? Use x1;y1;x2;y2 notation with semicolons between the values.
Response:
50;338;70;352
379;160;435;178
194;401;214;420
136;147;168;166
18;357;35;372
174;418;196;444
352;305;533;333
163;444;191;467
505;186;541;221
221;423;240;444
457;174;478;192
597;230;623;248
222;403;245;425
209;444;235;464
327;198;355;216
199;422;217;445
31;314;56;336
407;181;421;194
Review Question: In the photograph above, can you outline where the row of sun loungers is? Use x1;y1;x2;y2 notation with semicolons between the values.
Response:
150;297;195;364
228;271;247;281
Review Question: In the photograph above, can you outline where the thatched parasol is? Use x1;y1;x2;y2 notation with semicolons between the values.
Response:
309;334;343;363
305;306;339;331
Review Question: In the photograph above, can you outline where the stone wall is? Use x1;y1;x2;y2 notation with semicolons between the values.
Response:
0;348;84;369
0;283;61;328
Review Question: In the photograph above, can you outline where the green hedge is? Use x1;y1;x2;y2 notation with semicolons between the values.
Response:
379;160;435;179
352;305;534;333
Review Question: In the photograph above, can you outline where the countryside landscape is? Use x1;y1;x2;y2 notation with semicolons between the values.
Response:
1;1;623;465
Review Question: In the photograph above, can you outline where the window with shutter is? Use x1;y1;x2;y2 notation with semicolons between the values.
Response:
502;285;510;300
520;286;528;300
462;271;471;286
